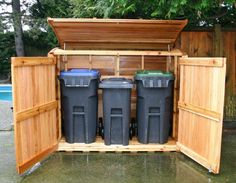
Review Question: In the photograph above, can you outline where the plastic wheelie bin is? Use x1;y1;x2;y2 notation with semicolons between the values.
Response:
99;78;133;145
59;69;100;144
135;70;174;144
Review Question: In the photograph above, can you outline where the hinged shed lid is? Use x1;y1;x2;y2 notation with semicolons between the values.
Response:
48;18;187;50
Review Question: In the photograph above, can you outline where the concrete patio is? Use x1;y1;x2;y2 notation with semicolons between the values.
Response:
0;130;236;183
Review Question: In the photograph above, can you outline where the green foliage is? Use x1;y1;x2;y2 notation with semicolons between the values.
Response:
70;0;236;28
29;0;72;18
25;0;73;49
71;0;136;18
0;0;235;79
0;0;73;77
0;32;15;79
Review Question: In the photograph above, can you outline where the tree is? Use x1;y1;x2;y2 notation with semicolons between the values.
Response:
26;0;73;48
12;0;24;56
0;32;14;79
70;0;236;28
0;0;25;56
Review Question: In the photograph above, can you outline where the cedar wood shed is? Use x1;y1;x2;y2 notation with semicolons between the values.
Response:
11;18;226;174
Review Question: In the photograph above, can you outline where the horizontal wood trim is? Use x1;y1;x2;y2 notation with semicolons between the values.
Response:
12;57;56;67
178;102;221;122
18;143;58;174
52;49;183;56
177;142;218;174
64;39;175;44
179;58;225;67
48;18;188;24
119;68;140;71
16;101;58;122
58;137;177;152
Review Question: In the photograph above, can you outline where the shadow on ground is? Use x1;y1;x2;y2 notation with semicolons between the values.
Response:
0;131;236;183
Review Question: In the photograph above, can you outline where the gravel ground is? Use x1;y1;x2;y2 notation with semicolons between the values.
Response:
0;100;13;131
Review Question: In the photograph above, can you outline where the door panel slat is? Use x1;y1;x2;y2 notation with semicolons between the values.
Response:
178;57;226;174
12;57;58;174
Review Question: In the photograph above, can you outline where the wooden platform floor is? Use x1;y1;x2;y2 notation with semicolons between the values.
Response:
57;137;177;152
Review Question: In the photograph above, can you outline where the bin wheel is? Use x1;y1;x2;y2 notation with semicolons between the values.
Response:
130;119;137;137
129;128;133;140
101;128;104;140
98;118;104;136
98;119;103;128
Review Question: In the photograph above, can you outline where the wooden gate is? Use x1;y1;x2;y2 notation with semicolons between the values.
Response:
11;57;59;174
177;57;226;174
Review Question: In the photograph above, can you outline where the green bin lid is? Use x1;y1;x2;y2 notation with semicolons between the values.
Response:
135;70;173;77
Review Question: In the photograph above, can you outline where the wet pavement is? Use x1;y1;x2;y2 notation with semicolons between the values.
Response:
0;101;13;131
0;130;236;183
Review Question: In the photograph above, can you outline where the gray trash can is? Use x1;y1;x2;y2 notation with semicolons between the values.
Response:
99;78;133;145
59;69;100;144
135;70;174;144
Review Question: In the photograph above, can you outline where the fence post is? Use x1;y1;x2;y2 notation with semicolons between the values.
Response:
213;24;223;57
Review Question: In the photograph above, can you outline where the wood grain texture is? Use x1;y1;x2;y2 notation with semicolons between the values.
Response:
177;31;213;57
178;57;226;174
172;56;179;139
222;32;236;120
58;137;177;152
48;53;62;141
52;49;184;56
48;18;187;50
178;102;221;122
12;57;56;67
179;57;224;67
176;31;236;121
11;57;58;174
15;101;57;122
18;143;58;174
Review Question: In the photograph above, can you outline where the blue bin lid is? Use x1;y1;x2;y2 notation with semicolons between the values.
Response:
60;69;99;77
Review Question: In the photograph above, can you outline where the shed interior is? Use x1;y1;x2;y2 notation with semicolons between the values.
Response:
47;18;188;150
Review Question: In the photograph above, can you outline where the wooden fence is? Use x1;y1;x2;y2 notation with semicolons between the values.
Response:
176;28;236;121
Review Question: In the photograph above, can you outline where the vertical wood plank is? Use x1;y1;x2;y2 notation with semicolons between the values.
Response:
141;55;144;70
89;55;92;69
116;54;120;76
222;31;236;120
172;56;179;139
178;57;226;174
213;24;223;57
12;57;58;174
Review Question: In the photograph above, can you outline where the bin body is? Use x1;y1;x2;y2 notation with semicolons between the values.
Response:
59;69;99;144
99;78;133;145
135;70;174;144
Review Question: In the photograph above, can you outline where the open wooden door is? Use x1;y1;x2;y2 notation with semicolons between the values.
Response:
177;57;226;174
11;57;59;174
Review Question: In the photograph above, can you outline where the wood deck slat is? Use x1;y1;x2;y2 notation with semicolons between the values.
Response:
57;137;177;152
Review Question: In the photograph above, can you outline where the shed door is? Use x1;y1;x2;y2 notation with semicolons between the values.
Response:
11;57;59;174
177;57;226;174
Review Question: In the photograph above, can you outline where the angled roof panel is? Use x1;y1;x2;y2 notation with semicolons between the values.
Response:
48;18;188;50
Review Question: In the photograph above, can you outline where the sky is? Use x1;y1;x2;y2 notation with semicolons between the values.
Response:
0;0;36;31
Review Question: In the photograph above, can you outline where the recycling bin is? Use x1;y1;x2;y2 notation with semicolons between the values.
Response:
99;78;133;145
59;69;100;143
135;70;174;144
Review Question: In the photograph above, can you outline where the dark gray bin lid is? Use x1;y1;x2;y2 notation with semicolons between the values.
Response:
99;78;133;89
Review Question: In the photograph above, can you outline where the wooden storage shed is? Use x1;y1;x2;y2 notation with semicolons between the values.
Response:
11;18;226;174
